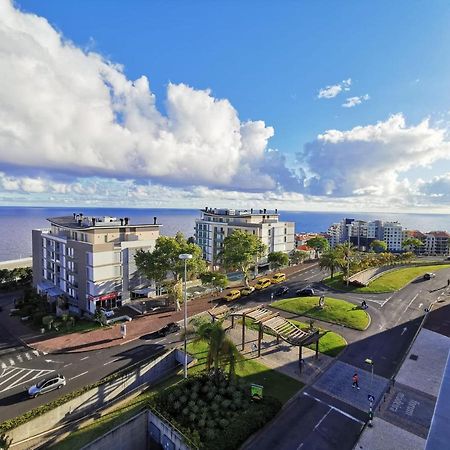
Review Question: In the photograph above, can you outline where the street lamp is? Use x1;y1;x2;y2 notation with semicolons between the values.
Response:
179;253;192;379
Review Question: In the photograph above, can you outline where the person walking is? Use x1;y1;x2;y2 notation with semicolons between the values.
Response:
352;373;360;389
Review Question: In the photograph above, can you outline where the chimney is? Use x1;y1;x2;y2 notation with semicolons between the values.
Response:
259;209;263;214
251;208;253;214
92;218;96;226
154;216;157;225
263;208;267;214
79;213;83;219
124;217;129;225
120;218;124;226
73;213;76;219
205;206;208;211
77;219;82;226
275;208;278;214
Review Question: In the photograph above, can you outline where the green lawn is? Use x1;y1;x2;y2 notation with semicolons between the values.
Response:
324;264;450;293
241;318;347;357
51;339;301;449
271;296;369;330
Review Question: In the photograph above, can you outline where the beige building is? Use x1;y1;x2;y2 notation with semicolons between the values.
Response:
32;214;160;316
195;208;295;267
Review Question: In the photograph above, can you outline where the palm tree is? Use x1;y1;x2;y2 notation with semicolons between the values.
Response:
335;242;356;285
194;321;241;382
319;249;341;279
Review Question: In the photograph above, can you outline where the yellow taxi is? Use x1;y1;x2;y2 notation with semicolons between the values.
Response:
224;289;241;302
255;278;271;290
272;273;286;283
241;286;255;296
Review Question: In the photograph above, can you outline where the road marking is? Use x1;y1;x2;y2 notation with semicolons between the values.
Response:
314;408;332;431
17;355;23;363
303;391;365;424
103;358;119;366
395;293;420;326
8;359;14;366
80;356;89;361
63;363;72;368
401;327;408;336
0;367;55;393
0;369;25;387
32;350;40;357
69;371;88;381
25;353;31;360
44;359;64;364
9;370;35;389
1;363;6;369
119;336;139;346
419;303;423;309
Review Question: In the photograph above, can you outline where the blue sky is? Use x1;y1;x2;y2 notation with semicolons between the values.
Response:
1;0;450;211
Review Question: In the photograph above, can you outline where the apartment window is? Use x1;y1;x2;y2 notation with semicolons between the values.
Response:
104;235;108;243
284;236;287;242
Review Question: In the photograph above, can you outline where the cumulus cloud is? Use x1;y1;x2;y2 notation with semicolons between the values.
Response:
342;94;370;108
0;0;276;190
299;114;450;198
318;78;351;99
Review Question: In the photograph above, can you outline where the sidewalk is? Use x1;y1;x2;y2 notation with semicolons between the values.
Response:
27;262;317;354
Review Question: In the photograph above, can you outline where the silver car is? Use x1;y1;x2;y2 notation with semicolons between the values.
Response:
28;374;66;398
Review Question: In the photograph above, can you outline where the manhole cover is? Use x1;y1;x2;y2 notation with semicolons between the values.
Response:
409;354;418;361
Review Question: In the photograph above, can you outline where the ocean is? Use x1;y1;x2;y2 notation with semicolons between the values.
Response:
0;206;449;262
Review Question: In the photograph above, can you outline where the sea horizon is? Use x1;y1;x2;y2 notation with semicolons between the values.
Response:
0;205;449;262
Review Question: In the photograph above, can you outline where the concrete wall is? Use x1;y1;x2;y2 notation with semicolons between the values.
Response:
8;349;187;447
81;410;148;450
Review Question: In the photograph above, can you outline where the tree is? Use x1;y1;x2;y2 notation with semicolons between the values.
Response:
335;242;356;285
306;236;329;258
135;232;207;310
220;230;267;287
0;433;12;450
163;280;183;309
319;249;341;279
200;272;229;293
193;321;241;381
402;237;423;253
268;251;289;270
370;240;388;253
41;315;55;331
290;250;309;265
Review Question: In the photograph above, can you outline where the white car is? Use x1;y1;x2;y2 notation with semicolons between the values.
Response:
99;307;114;318
28;374;66;398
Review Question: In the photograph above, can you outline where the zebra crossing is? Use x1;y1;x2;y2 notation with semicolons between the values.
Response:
0;366;55;393
0;349;46;370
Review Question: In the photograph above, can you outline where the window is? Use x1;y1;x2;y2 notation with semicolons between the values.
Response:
104;235;108;243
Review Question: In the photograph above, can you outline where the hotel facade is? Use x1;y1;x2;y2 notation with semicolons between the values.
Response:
32;214;160;316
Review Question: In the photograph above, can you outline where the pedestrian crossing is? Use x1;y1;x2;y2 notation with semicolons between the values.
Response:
0;366;55;393
0;349;47;370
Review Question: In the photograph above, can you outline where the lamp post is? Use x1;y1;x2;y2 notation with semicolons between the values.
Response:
179;253;192;379
365;358;375;427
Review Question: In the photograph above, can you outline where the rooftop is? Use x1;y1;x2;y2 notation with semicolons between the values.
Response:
47;214;161;230
201;207;279;217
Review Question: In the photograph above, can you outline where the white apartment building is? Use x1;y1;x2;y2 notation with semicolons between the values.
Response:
195;208;295;267
32;214;160;316
382;222;403;251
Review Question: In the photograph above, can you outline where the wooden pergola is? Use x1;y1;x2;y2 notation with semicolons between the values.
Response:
208;305;320;372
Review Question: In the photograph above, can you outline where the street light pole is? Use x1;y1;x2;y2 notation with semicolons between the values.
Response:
179;253;192;379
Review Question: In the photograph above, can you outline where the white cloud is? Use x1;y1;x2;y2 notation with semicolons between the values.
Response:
0;0;275;190
299;114;450;200
342;94;370;108
318;78;352;99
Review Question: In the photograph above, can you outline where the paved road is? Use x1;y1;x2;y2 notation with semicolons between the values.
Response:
244;264;450;450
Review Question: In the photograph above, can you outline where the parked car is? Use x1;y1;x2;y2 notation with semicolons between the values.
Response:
28;374;66;398
224;289;241;302
99;307;115;318
274;286;289;297
296;288;315;296
255;278;271;290
423;272;436;280
156;322;181;337
271;273;286;284
240;286;255;296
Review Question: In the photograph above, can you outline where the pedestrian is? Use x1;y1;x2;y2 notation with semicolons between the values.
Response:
361;300;367;310
352;373;360;389
270;292;274;301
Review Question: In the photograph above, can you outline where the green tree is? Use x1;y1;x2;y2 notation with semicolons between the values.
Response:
135;232;207;310
319;249;341;279
335;242;356;285
289;249;309;265
200;272;229;293
163;280;183;310
41;315;55;331
267;251;289;270
220;230;267;287
402;237;423;253
193;321;241;382
306;236;329;258
370;240;388;253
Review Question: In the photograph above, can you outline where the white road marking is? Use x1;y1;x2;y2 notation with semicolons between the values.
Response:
401;327;408;336
419;303;423;309
0;369;25;387
25;353;31;360
314;408;332;431
16;355;23;363
0;367;55;393
103;358;119;366
69;371;88;381
63;363;72;368
0;363;6;369
8;359;14;366
303;391;365;424
32;350;40;357
80;356;89;361
9;371;35;389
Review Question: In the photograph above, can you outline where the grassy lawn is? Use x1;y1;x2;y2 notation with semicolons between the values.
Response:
51;339;301;449
324;264;450;293
271;296;369;330
241;318;347;357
